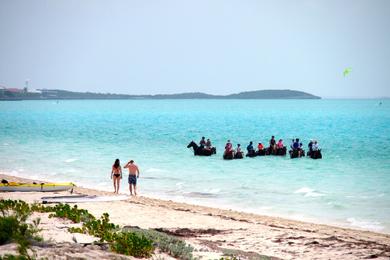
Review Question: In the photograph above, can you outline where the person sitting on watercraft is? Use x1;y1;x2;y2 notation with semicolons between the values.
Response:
257;142;264;151
277;139;284;149
247;141;255;154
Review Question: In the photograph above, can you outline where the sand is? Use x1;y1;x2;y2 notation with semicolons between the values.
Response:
1;173;390;260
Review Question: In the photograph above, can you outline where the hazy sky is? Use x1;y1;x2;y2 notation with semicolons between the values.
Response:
0;0;389;98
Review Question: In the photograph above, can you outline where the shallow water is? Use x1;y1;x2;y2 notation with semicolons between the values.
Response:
0;99;389;233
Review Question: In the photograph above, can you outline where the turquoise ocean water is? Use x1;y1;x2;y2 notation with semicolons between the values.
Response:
0;99;389;233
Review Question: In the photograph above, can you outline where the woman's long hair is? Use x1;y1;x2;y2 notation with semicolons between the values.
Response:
113;159;120;169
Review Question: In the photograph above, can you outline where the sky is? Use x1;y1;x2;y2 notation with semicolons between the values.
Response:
0;0;389;98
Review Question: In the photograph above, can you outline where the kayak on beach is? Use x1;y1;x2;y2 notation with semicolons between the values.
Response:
0;181;75;192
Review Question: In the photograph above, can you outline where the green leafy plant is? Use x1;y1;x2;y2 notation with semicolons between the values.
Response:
0;254;30;260
110;231;154;258
2;200;195;259
0;200;31;222
0;200;42;257
32;203;95;223
0;216;19;244
47;204;95;223
81;213;118;242
124;228;194;260
68;227;84;233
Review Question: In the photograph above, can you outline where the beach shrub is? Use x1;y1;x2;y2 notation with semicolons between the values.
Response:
221;248;272;260
0;255;30;260
2;200;194;259
68;227;84;233
110;231;154;258
47;204;95;223
30;203;52;213
0;216;19;244
66;213;154;257
7;218;41;256
0;200;31;222
84;213;118;241
0;200;42;256
124;227;194;260
32;203;95;223
67;212;118;242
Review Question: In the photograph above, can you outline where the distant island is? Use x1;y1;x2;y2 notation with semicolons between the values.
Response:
0;88;321;100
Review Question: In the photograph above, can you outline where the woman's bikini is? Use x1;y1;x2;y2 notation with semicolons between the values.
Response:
113;167;121;178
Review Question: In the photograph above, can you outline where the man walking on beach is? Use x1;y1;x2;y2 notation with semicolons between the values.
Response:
124;160;140;196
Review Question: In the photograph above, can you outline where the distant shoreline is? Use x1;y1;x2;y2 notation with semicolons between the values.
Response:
0;89;321;100
1;98;387;101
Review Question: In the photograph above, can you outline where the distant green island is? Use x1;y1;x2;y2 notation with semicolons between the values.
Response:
0;88;320;100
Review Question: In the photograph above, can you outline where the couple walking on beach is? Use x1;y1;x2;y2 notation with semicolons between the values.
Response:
111;159;140;196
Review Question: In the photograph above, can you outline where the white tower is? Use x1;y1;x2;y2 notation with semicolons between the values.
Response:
24;79;30;93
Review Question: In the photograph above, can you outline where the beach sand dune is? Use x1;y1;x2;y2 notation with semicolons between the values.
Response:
1;173;390;259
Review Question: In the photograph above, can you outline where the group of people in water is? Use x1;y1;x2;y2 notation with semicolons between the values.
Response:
196;136;321;159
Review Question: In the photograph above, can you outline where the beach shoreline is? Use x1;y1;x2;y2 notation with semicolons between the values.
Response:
1;172;390;259
2;170;388;235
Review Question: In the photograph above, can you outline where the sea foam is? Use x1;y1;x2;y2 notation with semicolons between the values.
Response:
145;168;166;173
347;218;384;232
65;158;78;163
294;187;325;197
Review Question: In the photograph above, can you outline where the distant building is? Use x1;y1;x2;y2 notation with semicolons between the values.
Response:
29;89;42;94
0;86;6;96
0;86;24;98
39;89;58;98
6;88;23;93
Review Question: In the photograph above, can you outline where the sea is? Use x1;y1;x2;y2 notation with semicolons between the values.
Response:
0;99;389;233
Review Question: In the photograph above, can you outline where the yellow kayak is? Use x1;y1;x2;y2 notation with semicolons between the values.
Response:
0;182;75;192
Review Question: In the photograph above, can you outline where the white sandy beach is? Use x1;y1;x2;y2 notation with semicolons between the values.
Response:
1;173;390;260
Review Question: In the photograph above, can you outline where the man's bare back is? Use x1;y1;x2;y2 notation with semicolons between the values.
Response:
125;163;139;176
124;159;139;175
124;160;140;196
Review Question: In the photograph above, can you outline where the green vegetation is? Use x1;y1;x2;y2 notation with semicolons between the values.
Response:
111;232;154;257
34;202;154;257
0;200;31;222
221;248;274;260
0;255;30;260
0;200;42;257
31;203;94;223
124;227;194;260
0;216;19;244
1;199;194;259
219;257;239;260
74;212;118;242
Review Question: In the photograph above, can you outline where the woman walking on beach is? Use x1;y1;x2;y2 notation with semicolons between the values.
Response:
111;159;122;194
